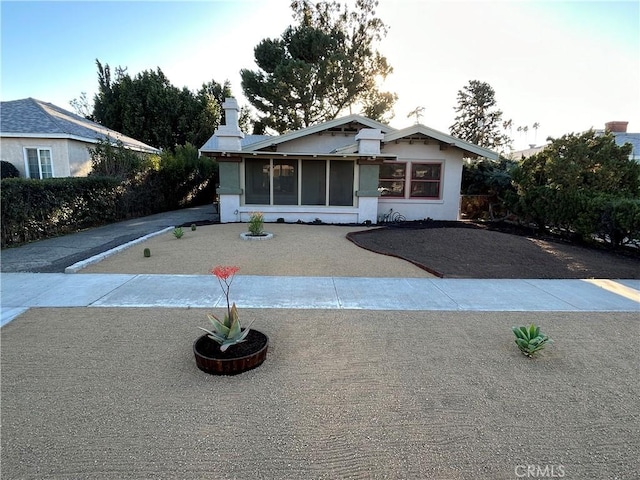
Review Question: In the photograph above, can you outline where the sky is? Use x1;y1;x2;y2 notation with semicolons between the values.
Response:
1;0;639;151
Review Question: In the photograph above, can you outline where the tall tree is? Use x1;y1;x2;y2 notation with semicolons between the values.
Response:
92;60;229;151
241;0;397;133
450;80;510;151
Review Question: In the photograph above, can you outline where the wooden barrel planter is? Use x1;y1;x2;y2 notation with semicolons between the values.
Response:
193;329;269;375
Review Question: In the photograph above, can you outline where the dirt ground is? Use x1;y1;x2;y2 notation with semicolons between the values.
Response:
79;220;639;279
348;221;640;279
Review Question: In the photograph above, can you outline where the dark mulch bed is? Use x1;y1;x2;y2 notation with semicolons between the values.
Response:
347;221;640;279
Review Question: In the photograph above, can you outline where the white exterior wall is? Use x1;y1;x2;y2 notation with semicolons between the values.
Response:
219;194;241;223
378;142;464;221
67;140;93;176
0;137;76;177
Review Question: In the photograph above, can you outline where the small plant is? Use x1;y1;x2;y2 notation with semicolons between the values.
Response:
248;211;264;236
199;266;254;352
143;248;151;258
191;223;197;231
277;217;285;223
173;227;184;239
512;324;551;357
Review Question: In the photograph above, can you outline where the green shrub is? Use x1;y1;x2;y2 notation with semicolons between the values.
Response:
1;142;219;248
1;161;20;179
1;177;121;247
143;248;151;257
173;227;184;239
248;211;264;236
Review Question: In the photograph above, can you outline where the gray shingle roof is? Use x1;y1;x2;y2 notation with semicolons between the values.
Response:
0;98;159;153
200;134;271;152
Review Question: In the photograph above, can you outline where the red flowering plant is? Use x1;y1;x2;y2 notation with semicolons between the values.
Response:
198;266;254;352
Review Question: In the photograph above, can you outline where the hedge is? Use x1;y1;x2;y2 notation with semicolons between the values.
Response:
1;171;216;248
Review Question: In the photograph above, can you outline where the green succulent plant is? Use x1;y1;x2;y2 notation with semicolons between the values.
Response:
173;227;184;239
143;248;151;258
248;211;264;236
199;303;254;352
512;324;551;357
191;223;197;231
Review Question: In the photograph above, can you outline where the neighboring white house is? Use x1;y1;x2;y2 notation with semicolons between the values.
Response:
200;98;499;224
0;98;159;178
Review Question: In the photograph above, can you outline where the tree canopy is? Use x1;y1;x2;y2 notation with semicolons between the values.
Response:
91;60;232;151
241;0;397;134
509;130;640;246
450;80;510;151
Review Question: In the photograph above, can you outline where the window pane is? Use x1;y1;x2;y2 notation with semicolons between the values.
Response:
329;160;354;206
411;181;439;197
26;149;40;179
301;160;326;205
39;149;53;178
379;162;406;197
245;159;270;204
379;180;405;197
380;163;405;179
273;159;297;205
412;164;440;180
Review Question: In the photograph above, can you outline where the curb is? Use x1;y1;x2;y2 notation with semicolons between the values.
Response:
64;226;175;273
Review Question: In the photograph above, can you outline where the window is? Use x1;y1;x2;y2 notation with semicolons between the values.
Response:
244;158;355;206
273;159;297;205
329;160;354;206
301;160;326;205
245;159;270;204
410;163;441;198
25;148;53;179
378;163;406;197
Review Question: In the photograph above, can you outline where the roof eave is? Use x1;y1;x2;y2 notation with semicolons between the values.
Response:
384;125;499;160
243;114;396;152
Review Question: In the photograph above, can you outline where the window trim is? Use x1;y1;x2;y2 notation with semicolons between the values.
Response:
23;147;54;179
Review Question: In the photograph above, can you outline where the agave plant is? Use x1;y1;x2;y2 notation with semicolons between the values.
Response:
512;324;551;357
199;266;254;352
199;303;254;352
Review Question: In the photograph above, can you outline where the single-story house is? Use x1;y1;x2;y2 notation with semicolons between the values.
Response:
200;98;498;224
0;98;159;178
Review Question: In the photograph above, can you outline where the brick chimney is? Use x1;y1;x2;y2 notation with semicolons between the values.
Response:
605;121;628;133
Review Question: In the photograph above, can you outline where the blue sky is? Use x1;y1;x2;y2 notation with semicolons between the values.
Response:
2;0;638;150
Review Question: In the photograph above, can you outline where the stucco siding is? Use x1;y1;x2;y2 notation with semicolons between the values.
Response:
378;142;464;221
0;137;73;177
67;140;93;176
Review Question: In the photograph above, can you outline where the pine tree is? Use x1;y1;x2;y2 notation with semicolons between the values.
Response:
450;80;510;151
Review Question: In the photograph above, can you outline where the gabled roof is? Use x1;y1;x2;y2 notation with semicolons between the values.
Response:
0;98;160;153
242;114;395;152
200;134;270;152
383;124;499;160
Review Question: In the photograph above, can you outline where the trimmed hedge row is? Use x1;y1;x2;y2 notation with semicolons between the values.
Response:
1;171;215;248
507;189;640;248
1;177;121;247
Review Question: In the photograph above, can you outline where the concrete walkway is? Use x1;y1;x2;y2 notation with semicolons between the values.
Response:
1;204;639;327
